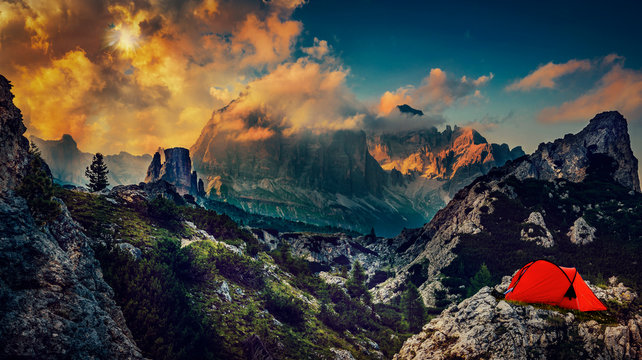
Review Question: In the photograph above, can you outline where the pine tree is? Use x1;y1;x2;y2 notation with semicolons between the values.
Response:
85;153;109;192
401;283;427;333
346;261;371;303
468;263;493;297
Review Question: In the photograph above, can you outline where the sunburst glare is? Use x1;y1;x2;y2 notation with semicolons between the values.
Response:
105;23;140;56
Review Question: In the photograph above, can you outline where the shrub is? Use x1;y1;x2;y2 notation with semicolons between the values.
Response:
262;284;306;327
17;155;60;225
148;196;182;230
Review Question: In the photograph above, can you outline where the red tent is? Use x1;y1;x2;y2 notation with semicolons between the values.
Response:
504;260;606;311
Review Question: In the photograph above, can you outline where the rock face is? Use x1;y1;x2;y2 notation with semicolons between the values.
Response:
393;279;642;360
372;111;641;305
513;111;640;192
0;75;30;191
30;134;152;187
145;147;201;195
368;126;525;196
0;75;143;359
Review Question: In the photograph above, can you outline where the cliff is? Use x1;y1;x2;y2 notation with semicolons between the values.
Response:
0;75;144;358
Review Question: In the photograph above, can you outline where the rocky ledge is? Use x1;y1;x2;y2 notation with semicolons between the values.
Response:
394;277;641;360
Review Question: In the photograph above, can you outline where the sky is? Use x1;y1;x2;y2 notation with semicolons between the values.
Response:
1;0;641;178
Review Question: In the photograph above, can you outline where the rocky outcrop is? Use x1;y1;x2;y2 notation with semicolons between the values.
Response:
393;278;641;360
0;75;30;192
513;111;640;192
0;74;143;358
520;211;554;248
0;194;144;359
145;147;201;195
30;134;152;187
568;217;597;245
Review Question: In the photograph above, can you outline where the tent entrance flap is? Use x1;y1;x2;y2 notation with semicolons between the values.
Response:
564;285;577;300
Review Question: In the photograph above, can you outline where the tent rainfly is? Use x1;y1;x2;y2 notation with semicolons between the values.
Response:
504;260;606;311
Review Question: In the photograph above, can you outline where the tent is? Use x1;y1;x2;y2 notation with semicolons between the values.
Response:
504;260;606;311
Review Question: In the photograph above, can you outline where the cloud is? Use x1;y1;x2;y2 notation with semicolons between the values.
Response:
506;59;591;91
0;0;309;155
302;37;330;59
462;111;516;132
201;57;369;142
538;65;642;123
377;68;494;116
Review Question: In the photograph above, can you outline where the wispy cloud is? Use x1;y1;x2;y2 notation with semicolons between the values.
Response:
506;59;591;91
538;64;642;123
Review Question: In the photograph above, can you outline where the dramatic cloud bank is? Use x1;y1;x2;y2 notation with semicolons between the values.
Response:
0;0;307;154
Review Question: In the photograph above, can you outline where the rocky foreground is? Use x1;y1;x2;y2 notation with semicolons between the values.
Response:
394;277;641;360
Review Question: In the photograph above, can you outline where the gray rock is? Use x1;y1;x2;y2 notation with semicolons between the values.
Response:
0;193;144;359
216;280;232;302
520;211;554;248
145;147;201;195
568;217;597;245
393;281;642;360
116;243;142;261
330;347;356;360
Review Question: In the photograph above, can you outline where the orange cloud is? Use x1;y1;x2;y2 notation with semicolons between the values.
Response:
538;65;642;123
0;0;311;155
377;88;413;116
377;68;493;116
231;13;302;68
506;59;591;91
13;49;105;146
303;37;330;59
206;57;363;137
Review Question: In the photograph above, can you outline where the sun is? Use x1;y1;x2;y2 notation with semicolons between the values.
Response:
106;24;140;56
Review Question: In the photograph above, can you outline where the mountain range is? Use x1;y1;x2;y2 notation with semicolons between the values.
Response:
30;134;151;187
190;103;524;236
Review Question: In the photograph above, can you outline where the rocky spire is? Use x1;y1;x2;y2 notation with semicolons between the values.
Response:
145;147;202;195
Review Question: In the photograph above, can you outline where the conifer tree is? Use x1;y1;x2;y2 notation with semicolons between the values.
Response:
401;282;427;333
346;261;371;303
468;263;493;297
85;153;109;192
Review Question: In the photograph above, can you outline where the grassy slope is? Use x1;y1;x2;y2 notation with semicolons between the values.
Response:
54;187;411;360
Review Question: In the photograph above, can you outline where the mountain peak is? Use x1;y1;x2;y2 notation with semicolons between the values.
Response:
523;111;640;192
397;104;424;116
60;134;77;146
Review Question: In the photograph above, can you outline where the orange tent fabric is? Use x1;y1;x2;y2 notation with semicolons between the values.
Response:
504;260;606;311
